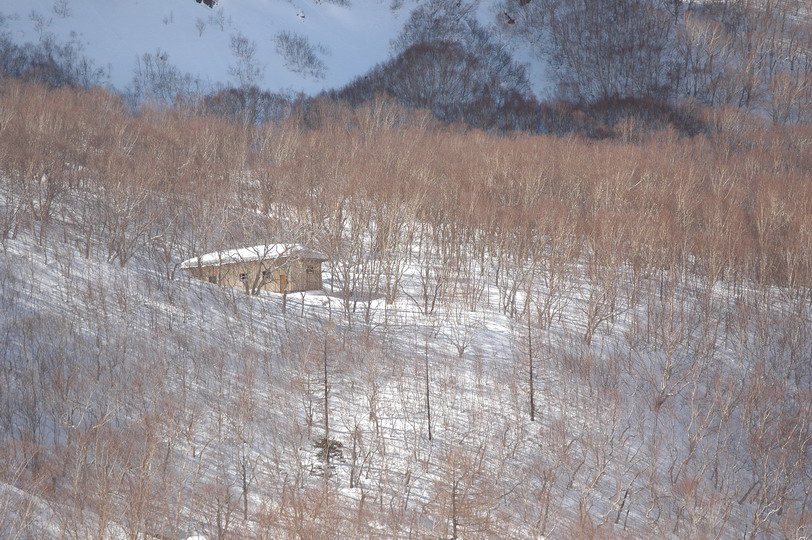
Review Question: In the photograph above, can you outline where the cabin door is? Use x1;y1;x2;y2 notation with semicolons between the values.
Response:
279;273;287;293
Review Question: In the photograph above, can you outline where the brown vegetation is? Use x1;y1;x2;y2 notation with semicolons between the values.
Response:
0;79;810;537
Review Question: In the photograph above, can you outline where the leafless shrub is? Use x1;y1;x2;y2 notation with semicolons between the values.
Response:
208;8;227;31
274;31;328;81
229;32;264;87
129;49;206;106
52;0;72;19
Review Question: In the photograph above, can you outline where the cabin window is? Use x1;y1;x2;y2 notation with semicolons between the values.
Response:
208;276;218;284
240;272;248;282
305;265;315;274
262;270;272;279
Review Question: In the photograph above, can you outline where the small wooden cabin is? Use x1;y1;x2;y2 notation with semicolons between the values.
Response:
179;243;328;294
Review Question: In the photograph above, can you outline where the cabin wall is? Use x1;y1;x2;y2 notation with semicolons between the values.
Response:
186;257;323;293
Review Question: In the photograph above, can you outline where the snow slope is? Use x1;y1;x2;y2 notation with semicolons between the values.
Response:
1;187;807;537
1;0;553;98
1;0;417;94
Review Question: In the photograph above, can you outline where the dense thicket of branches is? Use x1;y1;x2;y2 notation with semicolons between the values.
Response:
0;80;810;537
500;0;812;122
334;1;531;128
327;0;812;134
4;0;811;137
0;32;107;89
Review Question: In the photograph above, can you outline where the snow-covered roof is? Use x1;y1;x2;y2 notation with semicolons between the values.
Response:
179;243;327;269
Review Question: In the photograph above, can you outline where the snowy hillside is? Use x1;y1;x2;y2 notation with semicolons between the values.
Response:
0;1;811;538
0;80;810;538
0;0;419;93
0;0;554;98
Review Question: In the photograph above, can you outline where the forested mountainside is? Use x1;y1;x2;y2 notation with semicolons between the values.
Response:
0;0;811;539
1;0;810;134
0;77;810;538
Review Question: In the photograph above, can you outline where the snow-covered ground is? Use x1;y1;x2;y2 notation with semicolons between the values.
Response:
1;198;808;537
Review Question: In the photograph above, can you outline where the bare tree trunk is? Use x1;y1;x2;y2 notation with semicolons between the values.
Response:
451;479;459;540
323;334;330;467
528;315;536;422
424;334;432;441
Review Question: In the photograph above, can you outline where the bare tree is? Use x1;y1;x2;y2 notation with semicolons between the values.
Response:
229;32;264;88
